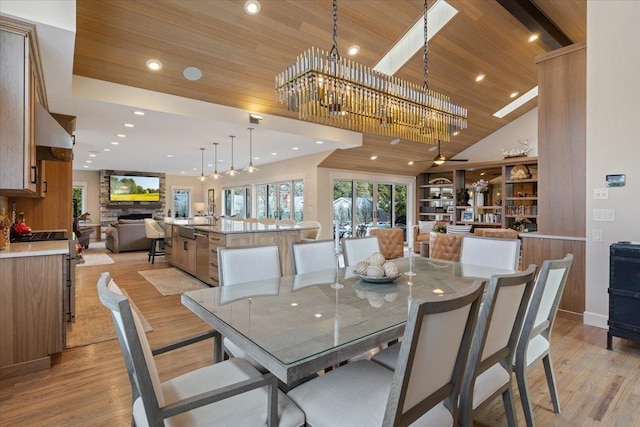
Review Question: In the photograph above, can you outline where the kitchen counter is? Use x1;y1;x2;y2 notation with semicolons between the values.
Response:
0;240;70;258
191;221;317;234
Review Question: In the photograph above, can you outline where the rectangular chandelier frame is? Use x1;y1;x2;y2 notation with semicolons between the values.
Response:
276;47;467;144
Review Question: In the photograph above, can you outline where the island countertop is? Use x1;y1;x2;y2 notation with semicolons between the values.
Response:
0;241;70;259
183;222;318;235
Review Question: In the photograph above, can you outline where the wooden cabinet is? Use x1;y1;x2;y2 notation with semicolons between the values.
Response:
174;235;196;276
0;254;64;378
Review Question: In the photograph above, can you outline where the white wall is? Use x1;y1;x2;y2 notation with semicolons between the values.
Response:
584;1;640;328
456;108;538;163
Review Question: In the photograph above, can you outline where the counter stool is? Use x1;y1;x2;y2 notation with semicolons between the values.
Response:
143;218;165;264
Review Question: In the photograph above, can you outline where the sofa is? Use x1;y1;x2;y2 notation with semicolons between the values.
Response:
105;219;152;253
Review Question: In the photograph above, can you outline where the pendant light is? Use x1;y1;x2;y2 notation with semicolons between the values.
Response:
198;147;206;181
225;135;240;176
243;127;259;173
211;142;220;179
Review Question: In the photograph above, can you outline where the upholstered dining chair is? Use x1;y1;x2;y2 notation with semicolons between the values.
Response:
259;218;277;225
245;217;259;223
297;220;321;241
458;265;538;427
218;245;282;370
287;284;484;427
291;239;336;275
342;235;381;268
143;218;165;264
97;272;305;427
277;219;296;226
514;254;573;427
460;235;521;271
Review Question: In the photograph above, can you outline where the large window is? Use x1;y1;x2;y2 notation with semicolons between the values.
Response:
171;186;192;218
223;186;251;218
72;182;87;219
256;179;304;221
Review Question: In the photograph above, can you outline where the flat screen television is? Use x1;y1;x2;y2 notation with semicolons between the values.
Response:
109;175;160;202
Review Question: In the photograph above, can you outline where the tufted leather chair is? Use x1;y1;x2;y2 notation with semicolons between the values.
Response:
474;228;519;239
429;232;463;261
370;228;404;260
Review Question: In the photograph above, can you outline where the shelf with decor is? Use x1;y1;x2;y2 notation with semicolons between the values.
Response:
504;161;538;232
417;173;455;222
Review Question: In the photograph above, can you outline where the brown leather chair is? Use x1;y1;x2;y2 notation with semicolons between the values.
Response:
370;228;404;260
474;228;519;239
429;232;463;261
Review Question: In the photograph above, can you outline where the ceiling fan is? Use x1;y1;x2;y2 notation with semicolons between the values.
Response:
416;140;468;167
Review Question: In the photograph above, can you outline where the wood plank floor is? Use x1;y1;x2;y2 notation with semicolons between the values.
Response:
1;251;639;426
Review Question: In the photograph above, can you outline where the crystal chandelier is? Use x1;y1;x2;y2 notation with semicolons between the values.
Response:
275;0;467;144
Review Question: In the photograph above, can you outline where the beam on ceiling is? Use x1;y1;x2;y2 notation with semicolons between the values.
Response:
497;0;572;50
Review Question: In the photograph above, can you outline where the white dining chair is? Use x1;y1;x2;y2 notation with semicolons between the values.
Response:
458;265;538;427
287;284;484;427
297;220;321;241
460;235;521;271
342;235;381;268
259;218;277;225
291;239;336;275
97;272;305;427
218;245;282;370
277;219;296;226
514;254;573;427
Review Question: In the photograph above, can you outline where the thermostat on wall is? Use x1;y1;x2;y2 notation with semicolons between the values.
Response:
606;174;626;187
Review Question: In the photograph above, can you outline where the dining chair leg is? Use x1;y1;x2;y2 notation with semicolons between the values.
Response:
516;366;536;427
502;387;518;427
542;354;561;413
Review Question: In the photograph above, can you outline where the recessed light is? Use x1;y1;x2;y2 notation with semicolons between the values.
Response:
254;157;259;160
528;34;539;42
314;314;322;318
475;74;485;82
316;140;324;144
124;123;134;128
370;155;378;160
167;154;174;158
180;171;185;174
89;154;96;157
271;152;277;156
133;111;145;116
111;141;119;145
291;303;298;307
244;0;261;15
192;167;197;171
408;161;414;165
453;131;460;136
102;148;111;152
292;147;299;150
146;59;163;71
83;165;89;168
348;45;360;56
390;138;400;145
183;66;202;81
117;134;126;138
480;172;485;176
85;160;92;163
510;91;519;98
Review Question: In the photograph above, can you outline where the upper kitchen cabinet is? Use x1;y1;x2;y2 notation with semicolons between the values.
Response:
0;17;48;196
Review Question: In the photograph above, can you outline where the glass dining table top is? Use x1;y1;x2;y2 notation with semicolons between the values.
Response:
182;256;512;383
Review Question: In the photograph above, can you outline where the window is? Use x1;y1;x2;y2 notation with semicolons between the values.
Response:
223;186;251;218
171;186;192;218
72;182;88;219
255;179;304;220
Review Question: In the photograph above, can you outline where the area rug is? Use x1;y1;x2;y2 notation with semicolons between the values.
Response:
66;288;152;348
138;268;207;296
78;252;115;267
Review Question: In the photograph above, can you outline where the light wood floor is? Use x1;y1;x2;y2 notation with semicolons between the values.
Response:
1;251;639;426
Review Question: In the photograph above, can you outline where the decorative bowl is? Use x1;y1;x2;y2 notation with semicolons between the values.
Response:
354;272;402;284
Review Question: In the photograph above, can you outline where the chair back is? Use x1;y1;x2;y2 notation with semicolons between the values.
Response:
291;239;336;274
143;218;164;239
460;236;520;271
370;228;404;259
218;245;281;287
277;219;296;226
244;217;259;223
97;272;165;425
516;254;573;366
342;235;381;267
383;284;484;426
460;265;537;413
259;218;277;225
298;220;321;241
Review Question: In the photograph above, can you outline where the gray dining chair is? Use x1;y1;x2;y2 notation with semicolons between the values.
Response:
458;264;538;427
460;235;521;271
287;284;484;427
97;272;305;427
218;245;282;370
342;235;381;268
291;239;336;274
514;254;573;427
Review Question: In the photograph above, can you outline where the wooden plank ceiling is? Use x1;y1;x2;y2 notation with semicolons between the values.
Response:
74;0;585;176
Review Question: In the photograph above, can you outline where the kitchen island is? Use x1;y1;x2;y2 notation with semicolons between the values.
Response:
0;241;70;379
164;219;320;286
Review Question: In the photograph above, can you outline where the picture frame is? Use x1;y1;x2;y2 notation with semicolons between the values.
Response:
207;189;215;215
446;205;454;213
461;211;474;222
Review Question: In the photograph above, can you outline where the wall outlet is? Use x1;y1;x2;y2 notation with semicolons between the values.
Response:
593;188;609;199
593;229;603;242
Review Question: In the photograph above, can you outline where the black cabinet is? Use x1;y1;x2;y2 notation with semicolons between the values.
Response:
608;242;640;349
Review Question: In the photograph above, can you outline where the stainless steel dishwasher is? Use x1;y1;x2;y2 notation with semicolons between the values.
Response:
195;232;210;284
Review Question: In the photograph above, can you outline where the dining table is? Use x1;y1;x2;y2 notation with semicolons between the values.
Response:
181;256;514;386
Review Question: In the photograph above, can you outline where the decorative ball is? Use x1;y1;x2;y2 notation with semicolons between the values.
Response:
354;261;369;275
383;261;399;277
367;252;386;266
366;264;385;277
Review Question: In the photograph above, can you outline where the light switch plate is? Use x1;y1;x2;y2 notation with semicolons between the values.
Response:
593;229;603;242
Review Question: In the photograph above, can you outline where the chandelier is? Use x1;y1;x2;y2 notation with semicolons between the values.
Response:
275;0;466;144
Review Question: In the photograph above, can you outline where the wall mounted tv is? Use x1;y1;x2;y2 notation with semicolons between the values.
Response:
109;175;160;202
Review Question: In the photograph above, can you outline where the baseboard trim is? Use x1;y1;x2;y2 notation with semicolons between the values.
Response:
557;309;583;323
583;311;608;329
0;356;51;380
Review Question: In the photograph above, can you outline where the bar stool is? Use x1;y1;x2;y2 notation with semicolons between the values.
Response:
143;218;165;264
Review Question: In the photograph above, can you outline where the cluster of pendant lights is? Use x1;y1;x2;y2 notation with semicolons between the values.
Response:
199;127;258;181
